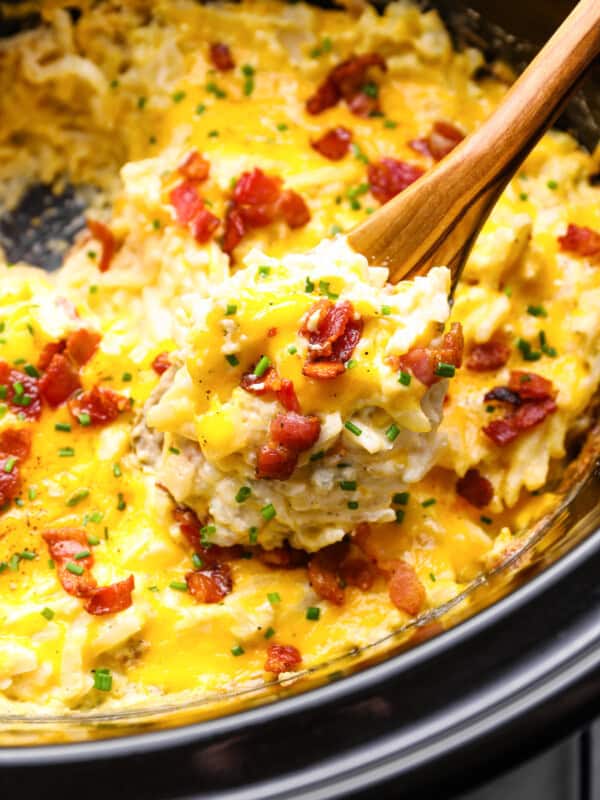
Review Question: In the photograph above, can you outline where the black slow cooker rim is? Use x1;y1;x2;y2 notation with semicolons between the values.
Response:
2;519;599;770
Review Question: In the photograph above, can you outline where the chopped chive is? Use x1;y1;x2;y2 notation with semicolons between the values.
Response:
59;447;75;457
55;422;71;432
41;607;55;621
329;224;343;236
261;503;276;522
235;486;252;503
24;364;40;378
277;122;288;131
172;90;186;103
305;276;315;293
152;219;161;230
287;344;298;355
393;492;410;505
74;550;90;560
225;304;237;316
117;492;126;511
169;446;180;455
385;423;400;442
13;381;24;397
486;404;496;413
231;644;245;656
309;450;325;462
351;143;369;164
196;103;206;115
429;572;436;582
191;553;204;569
346;358;357;370
78;412;91;427
306;606;320;621
113;463;122;477
434;362;456;378
0;386;6;399
519;192;529;201
19;550;35;560
527;304;548;317
87;534;101;546
421;498;436;508
121;372;133;382
258;265;271;278
517;338;542;361
547;179;558;190
480;515;493;525
206;81;226;98
248;526;259;544
267;592;281;605
14;497;24;507
0;404;6;419
89;285;98;294
200;525;216;546
93;669;112;691
347;500;359;510
383;119;398;129
225;354;239;367
66;562;84;576
28;488;36;501
48;559;55;569
394;509;405;524
8;554;20;571
169;580;188;592
381;305;392;316
264;626;276;639
361;81;378;98
398;371;412;386
137;96;147;109
66;489;89;507
254;355;271;377
344;420;362;437
4;456;16;473
339;480;357;491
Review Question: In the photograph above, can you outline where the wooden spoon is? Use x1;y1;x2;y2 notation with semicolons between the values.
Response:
347;0;600;290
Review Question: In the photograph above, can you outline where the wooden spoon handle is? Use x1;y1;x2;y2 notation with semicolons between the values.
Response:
347;0;600;287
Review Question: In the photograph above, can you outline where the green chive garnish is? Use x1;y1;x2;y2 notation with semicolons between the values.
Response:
421;498;436;508
344;420;362;437
385;423;400;442
66;489;89;507
393;492;410;505
66;562;84;576
235;486;252;503
93;669;112;692
169;580;188;592
267;592;281;605
225;304;237;316
55;422;71;432
398;371;411;386
59;447;75;457
41;607;55;621
231;644;245;656
225;354;239;367
434;362;456;378
339;480;357;491
306;606;320;621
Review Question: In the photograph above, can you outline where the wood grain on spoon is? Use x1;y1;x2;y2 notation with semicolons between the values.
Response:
347;0;600;290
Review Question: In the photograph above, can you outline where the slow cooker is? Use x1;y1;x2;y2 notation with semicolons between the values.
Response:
0;0;599;796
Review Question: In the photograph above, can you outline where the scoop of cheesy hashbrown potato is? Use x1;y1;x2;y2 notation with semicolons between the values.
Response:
0;0;597;716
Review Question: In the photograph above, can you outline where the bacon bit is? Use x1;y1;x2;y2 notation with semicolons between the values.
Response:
190;207;221;243
38;354;81;407
257;545;309;569
395;322;463;387
170;181;205;224
483;398;557;446
466;339;510;372
388;560;426;616
339;557;376;591
42;529;97;598
456;468;494;508
557;223;600;257
270;412;321;451
152;352;172;376
256;443;299;480
300;299;363;380
173;506;245;566
178;150;210;183
84;575;135;616
265;643;302;675
307;543;348;605
210;42;235;72
68;386;129;426
37;340;65;372
0;361;42;420
0;429;30;507
409;120;464;161
86;219;116;273
222;168;311;255
257;411;321;480
352;521;379;563
278;190;311;229
66;329;101;366
186;564;233;603
241;366;300;412
267;327;278;338
311;127;353;161
507;370;555;401
367;158;425;204
306;53;387;117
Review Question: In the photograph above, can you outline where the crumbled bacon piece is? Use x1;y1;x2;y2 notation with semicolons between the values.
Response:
152;352;172;376
456;468;494;508
241;366;300;412
186;564;233;603
367;158;424;204
42;529;97;598
394;323;463;387
0;429;31;508
409;120;465;161
170;181;205;224
222;168;310;255
557;224;600;257
306;53;387;117
68;386;129;426
37;340;65;372
508;370;556;401
190;207;221;243
257;544;309;569
173;506;245;566
307;543;348;605
300;299;363;380
388;560;426;616
0;361;42;420
66;329;101;366
86;219;116;272
178;150;210;183
466;339;510;372
265;643;302;675
84;575;135;616
210;42;235;71
483;397;557;446
39;354;81;407
257;411;321;480
256;443;299;480
311;127;353;161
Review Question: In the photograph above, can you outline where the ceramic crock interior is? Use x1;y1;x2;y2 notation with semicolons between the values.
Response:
0;0;598;744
